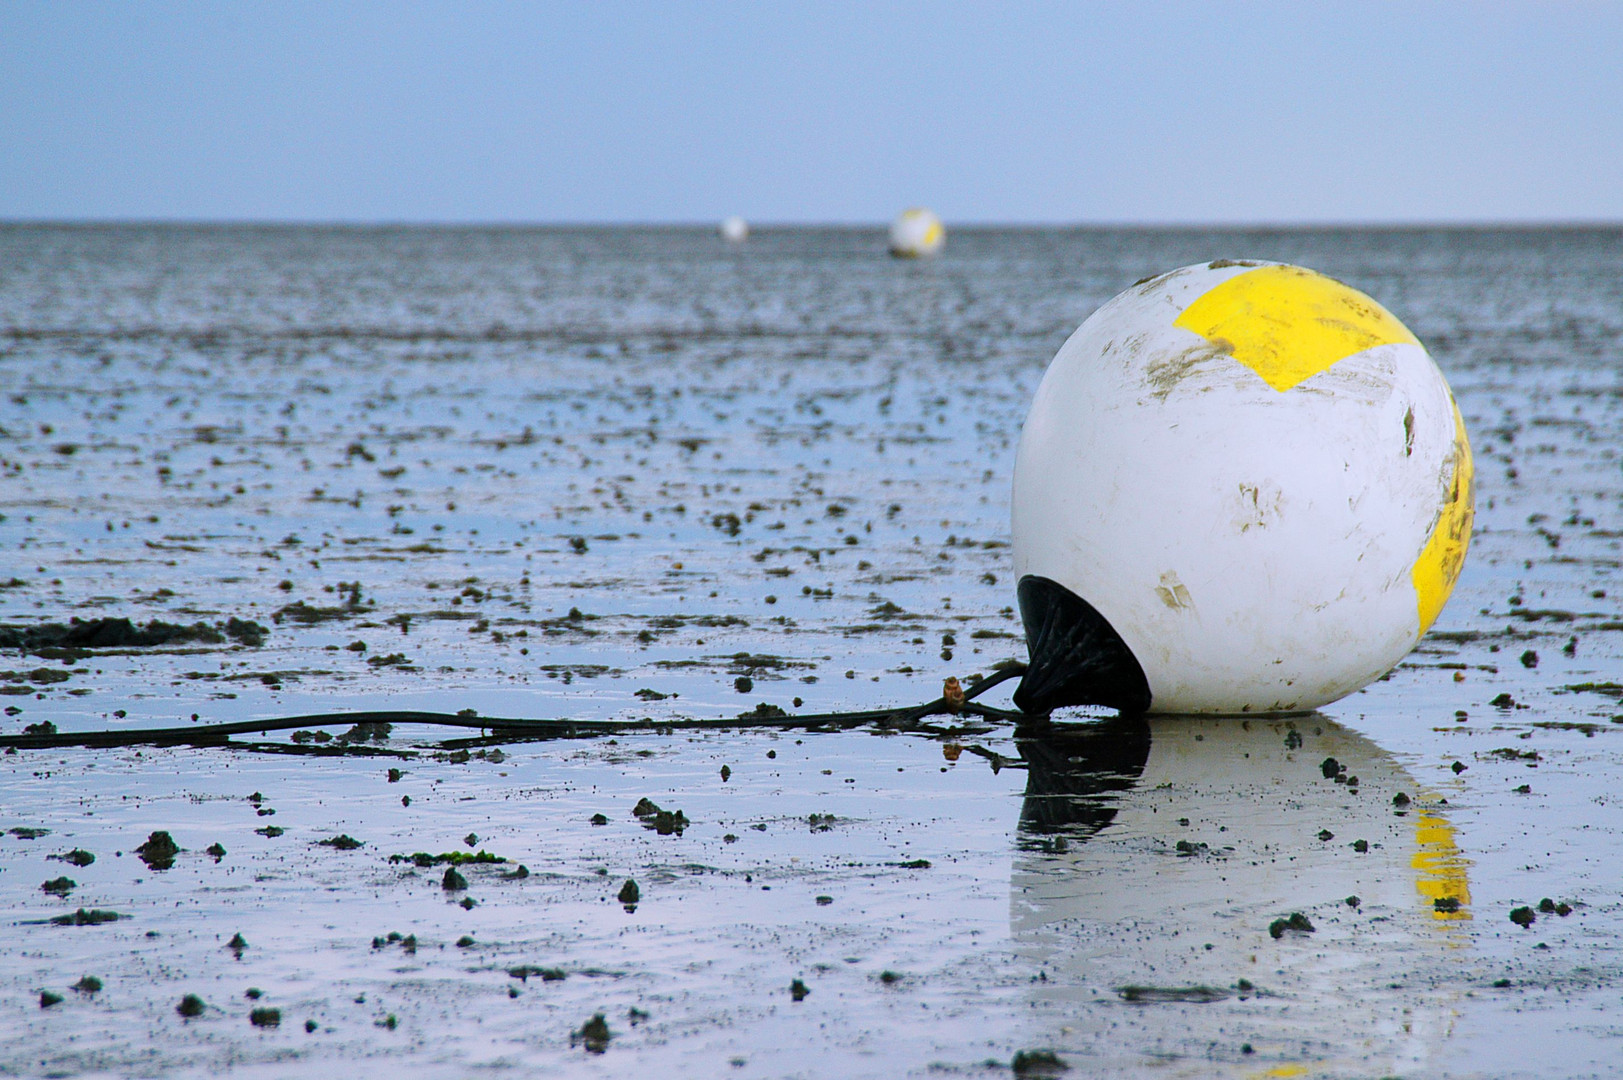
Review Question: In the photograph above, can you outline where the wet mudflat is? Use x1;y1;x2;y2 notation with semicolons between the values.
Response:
2;224;1622;1077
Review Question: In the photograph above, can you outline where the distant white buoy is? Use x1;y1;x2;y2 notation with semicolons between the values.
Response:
719;216;749;244
887;207;944;257
1011;260;1474;715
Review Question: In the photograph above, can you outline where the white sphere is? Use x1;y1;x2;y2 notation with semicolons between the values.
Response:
888;207;944;257
1011;260;1474;715
719;216;749;243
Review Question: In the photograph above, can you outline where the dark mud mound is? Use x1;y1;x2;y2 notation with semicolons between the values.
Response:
0;617;266;652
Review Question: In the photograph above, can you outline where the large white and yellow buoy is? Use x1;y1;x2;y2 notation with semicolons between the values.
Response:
1011;261;1473;715
719;216;749;244
887;207;944;257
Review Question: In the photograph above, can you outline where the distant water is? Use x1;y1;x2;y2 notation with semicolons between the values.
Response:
1;225;1621;1078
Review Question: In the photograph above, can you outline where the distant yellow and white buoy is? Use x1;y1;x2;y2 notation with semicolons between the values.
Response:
719;216;749;244
1011;260;1473;715
888;207;944;257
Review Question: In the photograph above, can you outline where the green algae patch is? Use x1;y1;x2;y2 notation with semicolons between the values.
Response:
632;797;689;835
508;965;567;982
317;834;364;850
1268;912;1315;939
391;850;506;867
51;908;125;926
1012;1049;1070;1076
134;831;180;870
572;1013;611;1054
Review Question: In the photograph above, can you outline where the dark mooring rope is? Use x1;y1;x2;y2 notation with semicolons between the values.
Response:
0;664;1030;752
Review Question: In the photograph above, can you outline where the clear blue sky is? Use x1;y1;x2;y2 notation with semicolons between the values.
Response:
3;1;1619;224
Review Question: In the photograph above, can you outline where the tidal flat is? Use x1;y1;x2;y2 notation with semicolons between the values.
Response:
2;224;1621;1078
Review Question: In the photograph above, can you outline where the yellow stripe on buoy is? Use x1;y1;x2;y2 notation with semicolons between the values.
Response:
1174;265;1420;392
1412;401;1475;635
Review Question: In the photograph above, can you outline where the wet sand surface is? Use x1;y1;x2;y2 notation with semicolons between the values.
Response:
2;225;1621;1077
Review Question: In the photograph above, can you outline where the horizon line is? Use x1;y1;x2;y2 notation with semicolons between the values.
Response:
3;216;1620;231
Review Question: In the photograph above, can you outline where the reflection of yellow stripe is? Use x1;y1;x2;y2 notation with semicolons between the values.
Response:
1412;401;1475;635
1413;806;1472;921
1174;264;1419;392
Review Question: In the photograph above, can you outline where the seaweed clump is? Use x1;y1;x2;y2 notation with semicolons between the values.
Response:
572;1013;612;1053
135;831;180;870
0;617;266;653
1012;1050;1070;1076
51;908;124;926
1268;912;1315;939
632;798;688;835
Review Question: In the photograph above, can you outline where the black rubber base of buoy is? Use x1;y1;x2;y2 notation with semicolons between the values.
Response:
1013;575;1151;715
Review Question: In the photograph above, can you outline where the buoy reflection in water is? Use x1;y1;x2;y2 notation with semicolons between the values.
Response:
1011;715;1470;1076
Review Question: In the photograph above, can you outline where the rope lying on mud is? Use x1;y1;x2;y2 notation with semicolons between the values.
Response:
0;664;1030;752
